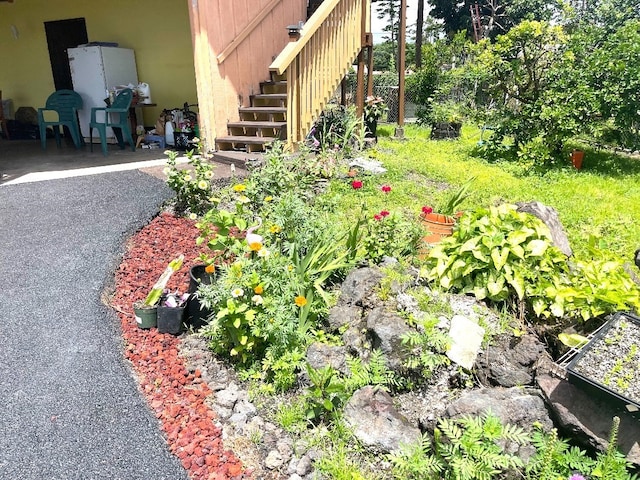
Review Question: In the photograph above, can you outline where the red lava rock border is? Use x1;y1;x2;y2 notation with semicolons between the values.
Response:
109;212;247;480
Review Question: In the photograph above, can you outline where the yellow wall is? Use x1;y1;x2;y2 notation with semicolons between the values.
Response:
0;0;196;126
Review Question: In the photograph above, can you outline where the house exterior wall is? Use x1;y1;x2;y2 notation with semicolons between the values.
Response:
0;0;195;128
188;0;307;147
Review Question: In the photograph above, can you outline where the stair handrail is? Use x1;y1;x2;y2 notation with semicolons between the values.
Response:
217;0;283;64
270;0;370;148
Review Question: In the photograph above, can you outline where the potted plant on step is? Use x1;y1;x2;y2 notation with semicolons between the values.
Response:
364;96;388;141
132;254;184;330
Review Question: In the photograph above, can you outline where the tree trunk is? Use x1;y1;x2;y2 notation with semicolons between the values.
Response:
416;0;424;68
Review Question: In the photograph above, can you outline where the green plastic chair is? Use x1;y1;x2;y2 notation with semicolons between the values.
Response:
89;88;135;156
37;90;84;150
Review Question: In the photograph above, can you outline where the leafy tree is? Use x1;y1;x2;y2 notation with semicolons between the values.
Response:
428;0;562;40
474;20;598;154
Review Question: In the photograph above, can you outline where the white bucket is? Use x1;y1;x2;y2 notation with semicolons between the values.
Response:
137;82;152;104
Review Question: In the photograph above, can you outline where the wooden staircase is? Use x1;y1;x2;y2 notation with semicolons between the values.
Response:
214;73;287;162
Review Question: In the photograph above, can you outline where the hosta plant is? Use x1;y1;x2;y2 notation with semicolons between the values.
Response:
425;205;640;322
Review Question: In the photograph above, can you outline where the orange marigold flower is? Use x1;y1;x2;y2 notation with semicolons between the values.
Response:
254;285;264;295
205;264;215;274
249;242;263;252
294;296;307;307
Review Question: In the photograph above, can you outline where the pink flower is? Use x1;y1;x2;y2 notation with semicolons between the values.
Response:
380;210;390;217
422;206;433;215
351;180;363;189
373;214;383;221
381;185;391;193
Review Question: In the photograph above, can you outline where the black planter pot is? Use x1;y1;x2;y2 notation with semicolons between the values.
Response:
364;118;378;140
157;302;186;335
187;265;215;329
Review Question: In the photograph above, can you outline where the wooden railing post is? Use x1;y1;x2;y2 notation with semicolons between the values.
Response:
270;0;370;148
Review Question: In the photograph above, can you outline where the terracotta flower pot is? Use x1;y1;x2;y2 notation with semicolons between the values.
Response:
418;212;456;258
571;149;584;169
421;212;455;240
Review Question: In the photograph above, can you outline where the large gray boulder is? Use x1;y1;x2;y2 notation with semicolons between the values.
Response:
306;342;348;374
445;387;554;432
339;267;384;307
476;333;545;387
343;386;421;453
365;307;412;370
516;201;572;257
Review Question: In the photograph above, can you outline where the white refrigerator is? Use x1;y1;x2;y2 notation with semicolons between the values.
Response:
68;46;138;143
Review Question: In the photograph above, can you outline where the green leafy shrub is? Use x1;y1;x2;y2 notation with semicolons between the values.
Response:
164;148;216;215
362;209;422;263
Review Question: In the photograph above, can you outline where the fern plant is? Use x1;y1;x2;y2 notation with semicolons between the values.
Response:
389;411;528;480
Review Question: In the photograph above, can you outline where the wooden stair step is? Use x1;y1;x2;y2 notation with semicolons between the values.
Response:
239;106;286;114
252;93;287;101
216;135;277;145
227;121;285;129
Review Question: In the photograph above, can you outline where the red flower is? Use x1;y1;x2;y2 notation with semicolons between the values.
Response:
380;210;390;217
422;206;433;215
351;180;363;189
381;185;391;193
373;214;383;221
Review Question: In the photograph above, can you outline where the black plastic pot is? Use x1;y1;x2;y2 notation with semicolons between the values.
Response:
187;265;215;329
157;302;186;335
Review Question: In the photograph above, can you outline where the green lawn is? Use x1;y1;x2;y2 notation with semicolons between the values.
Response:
354;123;640;261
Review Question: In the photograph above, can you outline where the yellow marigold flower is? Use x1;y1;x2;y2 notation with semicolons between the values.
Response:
205;264;215;274
254;285;264;295
249;241;263;252
287;265;294;272
197;180;208;190
269;225;282;234
233;184;247;192
294;296;307;307
264;196;273;202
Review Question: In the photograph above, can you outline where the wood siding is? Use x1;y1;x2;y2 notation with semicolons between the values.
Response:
188;0;306;148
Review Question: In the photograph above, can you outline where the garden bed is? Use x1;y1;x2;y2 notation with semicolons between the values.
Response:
568;312;640;417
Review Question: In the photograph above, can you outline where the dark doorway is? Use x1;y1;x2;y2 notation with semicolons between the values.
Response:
44;18;88;91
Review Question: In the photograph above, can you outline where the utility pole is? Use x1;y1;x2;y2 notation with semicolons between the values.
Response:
394;0;406;139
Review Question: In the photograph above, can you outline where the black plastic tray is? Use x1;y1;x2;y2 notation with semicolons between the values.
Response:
566;311;640;418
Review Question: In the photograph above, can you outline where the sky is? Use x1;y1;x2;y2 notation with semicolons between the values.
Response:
371;0;420;44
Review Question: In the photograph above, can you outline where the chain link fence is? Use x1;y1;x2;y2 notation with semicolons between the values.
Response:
336;72;420;124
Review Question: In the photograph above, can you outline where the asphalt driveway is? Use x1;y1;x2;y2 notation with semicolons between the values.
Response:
0;170;188;479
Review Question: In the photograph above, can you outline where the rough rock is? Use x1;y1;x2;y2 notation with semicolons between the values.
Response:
327;304;363;331
365;307;412;370
476;334;545;387
215;383;239;409
343;386;421;453
516;201;572;257
342;324;370;358
296;454;313;476
265;449;285;470
445;387;554;432
446;315;485;370
537;374;640;466
396;292;425;321
339;267;384;307
306;342;348;373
